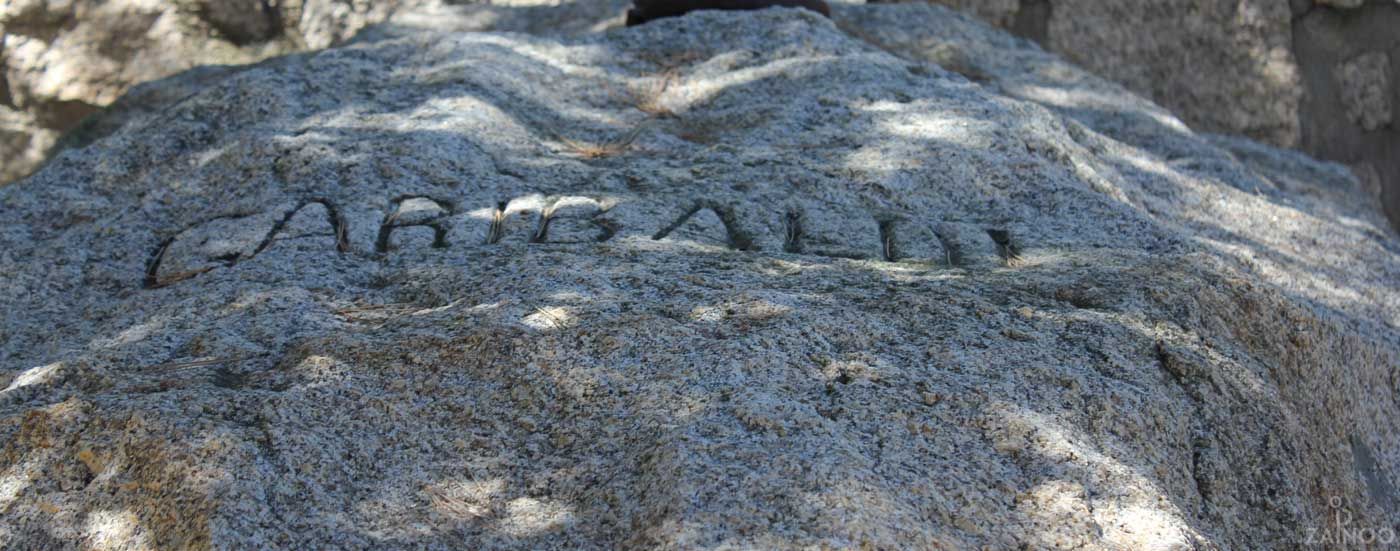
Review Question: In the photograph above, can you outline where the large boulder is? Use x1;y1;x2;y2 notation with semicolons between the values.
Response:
1;3;1397;548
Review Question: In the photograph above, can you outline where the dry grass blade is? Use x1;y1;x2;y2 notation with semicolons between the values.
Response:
558;125;646;159
487;204;506;244
148;356;247;371
335;302;418;321
335;218;350;252
149;267;216;289
631;69;679;117
426;484;492;520
533;305;567;328
334;299;467;326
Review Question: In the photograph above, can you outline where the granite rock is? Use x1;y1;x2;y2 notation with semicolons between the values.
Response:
1335;50;1393;132
0;0;448;185
1;3;1398;549
872;0;1400;230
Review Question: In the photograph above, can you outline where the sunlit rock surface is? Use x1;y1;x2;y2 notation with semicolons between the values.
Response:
2;3;1398;549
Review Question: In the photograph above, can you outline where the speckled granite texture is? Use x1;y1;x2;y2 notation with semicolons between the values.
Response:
1;3;1397;549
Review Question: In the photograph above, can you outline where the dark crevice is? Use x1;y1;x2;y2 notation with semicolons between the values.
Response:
1291;1;1400;230
34;99;102;131
198;0;284;46
0;53;14;110
1010;0;1051;45
1153;341;1218;401
592;218;618;243
877;218;899;262
1155;341;1188;387
530;206;555;243
783;209;805;254
986;228;1020;263
143;236;179;290
811;249;870;261
933;228;961;267
486;201;508;245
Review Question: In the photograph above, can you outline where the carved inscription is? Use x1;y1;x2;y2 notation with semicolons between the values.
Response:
145;199;346;289
532;196;616;244
143;194;1023;288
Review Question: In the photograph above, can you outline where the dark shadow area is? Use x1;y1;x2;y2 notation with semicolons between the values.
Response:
1292;0;1400;231
1009;0;1049;44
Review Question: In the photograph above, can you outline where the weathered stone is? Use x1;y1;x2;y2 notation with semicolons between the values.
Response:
874;0;1303;148
625;0;831;26
0;3;1397;549
1293;1;1400;230
1335;51;1392;131
872;0;1020;28
183;0;283;45
875;0;1400;231
0;0;445;185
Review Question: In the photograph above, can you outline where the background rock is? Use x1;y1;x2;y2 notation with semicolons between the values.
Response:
1;3;1397;548
0;0;460;185
870;0;1400;230
1292;2;1400;236
870;0;1303;147
1334;51;1392;132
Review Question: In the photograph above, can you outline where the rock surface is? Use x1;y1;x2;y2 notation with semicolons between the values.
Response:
2;2;1399;549
876;0;1400;231
9;1;1400;231
0;0;451;185
1334;51;1392;132
1292;2;1400;233
873;0;1304;147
